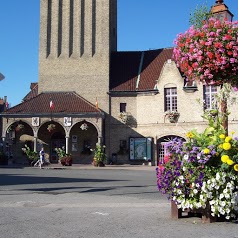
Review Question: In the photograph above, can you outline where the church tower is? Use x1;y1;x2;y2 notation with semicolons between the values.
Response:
38;0;117;111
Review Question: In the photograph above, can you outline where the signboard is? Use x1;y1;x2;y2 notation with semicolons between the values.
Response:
129;137;152;161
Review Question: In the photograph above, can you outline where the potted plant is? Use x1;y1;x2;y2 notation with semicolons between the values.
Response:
55;147;72;166
156;112;238;222
92;145;106;167
22;145;38;165
165;111;180;123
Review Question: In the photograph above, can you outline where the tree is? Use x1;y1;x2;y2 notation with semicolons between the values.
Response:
173;18;238;132
189;3;212;29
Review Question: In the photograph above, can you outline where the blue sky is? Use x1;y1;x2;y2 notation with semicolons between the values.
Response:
0;0;237;106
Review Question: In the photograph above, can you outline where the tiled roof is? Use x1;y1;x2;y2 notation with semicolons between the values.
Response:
3;92;100;115
110;48;174;91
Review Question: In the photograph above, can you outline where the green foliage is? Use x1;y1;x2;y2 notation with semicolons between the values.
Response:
93;145;106;163
55;147;71;160
189;3;212;29
22;145;38;161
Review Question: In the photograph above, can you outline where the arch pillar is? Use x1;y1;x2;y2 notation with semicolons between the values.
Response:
65;136;70;154
33;130;38;152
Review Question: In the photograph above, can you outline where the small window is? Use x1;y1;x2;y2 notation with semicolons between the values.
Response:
120;103;126;113
164;87;177;112
203;85;218;110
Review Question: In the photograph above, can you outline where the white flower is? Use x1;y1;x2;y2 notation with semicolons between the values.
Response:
210;200;215;205
179;175;184;180
220;201;226;207
216;173;220;180
225;193;230;199
183;154;189;161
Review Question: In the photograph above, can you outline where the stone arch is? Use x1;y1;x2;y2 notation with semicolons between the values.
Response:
3;120;35;164
37;120;66;163
71;118;101;139
69;120;98;164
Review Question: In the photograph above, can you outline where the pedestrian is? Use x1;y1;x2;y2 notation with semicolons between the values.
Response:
39;147;45;169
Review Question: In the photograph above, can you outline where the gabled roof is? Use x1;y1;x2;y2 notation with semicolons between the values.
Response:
110;48;174;92
3;92;100;115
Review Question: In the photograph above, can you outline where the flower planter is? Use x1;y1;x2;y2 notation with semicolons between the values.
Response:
171;201;225;223
92;160;105;167
60;156;72;166
169;117;178;123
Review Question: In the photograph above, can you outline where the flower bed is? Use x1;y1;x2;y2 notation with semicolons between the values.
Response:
157;114;238;222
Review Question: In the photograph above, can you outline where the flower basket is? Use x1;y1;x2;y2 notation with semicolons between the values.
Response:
119;112;128;124
15;124;24;132
47;123;56;132
165;111;180;123
157;112;238;223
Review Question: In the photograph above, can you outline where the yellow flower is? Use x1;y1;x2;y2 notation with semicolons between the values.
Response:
186;132;194;138
221;155;229;163
231;131;235;135
203;148;210;154
227;159;235;165
225;136;232;142
219;134;225;139
218;144;223;149
223;142;231;150
234;164;238;172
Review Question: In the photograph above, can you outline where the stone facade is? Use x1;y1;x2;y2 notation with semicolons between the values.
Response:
2;1;238;166
38;0;117;112
108;60;238;165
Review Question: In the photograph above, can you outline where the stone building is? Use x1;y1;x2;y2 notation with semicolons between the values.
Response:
1;0;237;165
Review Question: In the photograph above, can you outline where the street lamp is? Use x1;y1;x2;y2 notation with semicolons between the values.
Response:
210;0;233;22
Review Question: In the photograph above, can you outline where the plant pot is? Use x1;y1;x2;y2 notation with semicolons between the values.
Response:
171;201;223;223
60;156;72;166
92;160;105;167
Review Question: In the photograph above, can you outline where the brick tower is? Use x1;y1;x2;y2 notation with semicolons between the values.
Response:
38;0;117;111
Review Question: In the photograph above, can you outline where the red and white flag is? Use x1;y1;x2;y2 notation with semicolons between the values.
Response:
50;100;54;109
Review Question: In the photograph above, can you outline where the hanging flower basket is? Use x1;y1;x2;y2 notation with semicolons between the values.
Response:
80;122;88;130
165;111;180;123
15;124;24;132
119;112;128;124
47;123;56;132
